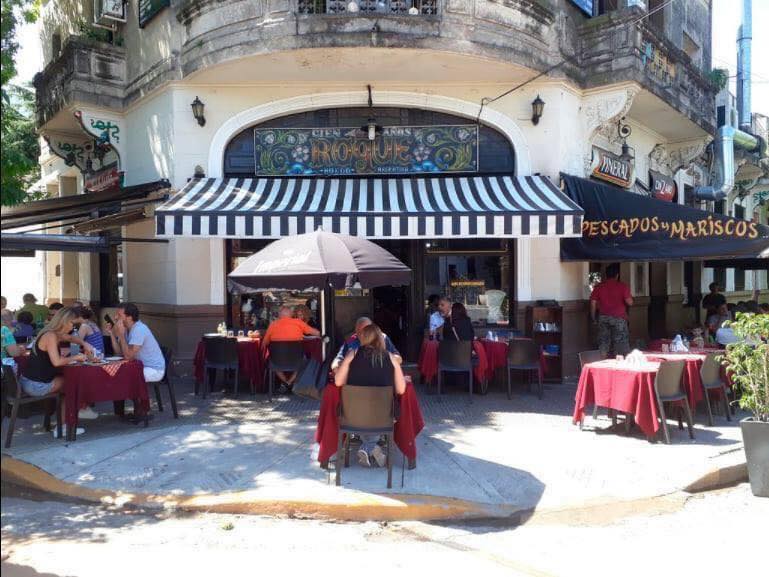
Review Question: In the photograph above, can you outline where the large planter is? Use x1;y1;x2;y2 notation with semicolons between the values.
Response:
740;418;769;498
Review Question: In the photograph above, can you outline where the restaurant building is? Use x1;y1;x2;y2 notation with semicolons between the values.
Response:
15;0;768;375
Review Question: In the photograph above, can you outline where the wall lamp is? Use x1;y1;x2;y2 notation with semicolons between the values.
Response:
191;96;206;127
531;95;545;126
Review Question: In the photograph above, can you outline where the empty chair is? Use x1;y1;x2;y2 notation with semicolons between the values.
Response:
653;360;694;444
202;336;240;398
148;346;179;419
436;340;473;401
336;385;397;489
507;338;543;400
578;350;605;368
700;353;731;426
2;365;62;448
266;341;306;402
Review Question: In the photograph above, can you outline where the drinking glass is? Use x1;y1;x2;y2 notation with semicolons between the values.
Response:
227;330;234;338
237;330;245;338
616;355;624;362
661;343;670;353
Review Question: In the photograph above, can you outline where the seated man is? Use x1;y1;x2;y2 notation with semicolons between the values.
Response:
106;302;166;383
332;316;402;371
706;303;731;336
262;305;320;388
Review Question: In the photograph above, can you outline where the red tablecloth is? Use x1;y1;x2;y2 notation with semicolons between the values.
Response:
61;360;148;428
315;380;424;464
417;340;488;385
573;359;663;438
194;337;324;394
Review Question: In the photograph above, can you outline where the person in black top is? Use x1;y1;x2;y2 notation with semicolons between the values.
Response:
334;323;406;468
19;307;89;438
702;283;727;318
442;302;475;341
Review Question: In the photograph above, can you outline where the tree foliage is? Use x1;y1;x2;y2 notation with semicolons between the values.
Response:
721;313;769;423
1;0;42;206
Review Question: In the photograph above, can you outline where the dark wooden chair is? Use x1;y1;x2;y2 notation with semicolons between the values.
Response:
506;338;543;399
2;365;62;448
437;340;474;401
266;341;306;402
149;346;179;419
336;385;399;489
202;336;240;398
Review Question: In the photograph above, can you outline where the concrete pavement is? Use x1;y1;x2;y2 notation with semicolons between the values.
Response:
1;378;749;520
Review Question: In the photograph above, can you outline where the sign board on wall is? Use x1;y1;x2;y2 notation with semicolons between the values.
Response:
254;125;479;176
649;170;676;202
138;0;169;27
590;147;634;188
84;163;121;192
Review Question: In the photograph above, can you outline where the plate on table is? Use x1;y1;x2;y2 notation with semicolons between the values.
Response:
104;356;123;362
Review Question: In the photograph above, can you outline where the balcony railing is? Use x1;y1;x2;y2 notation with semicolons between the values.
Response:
297;0;438;15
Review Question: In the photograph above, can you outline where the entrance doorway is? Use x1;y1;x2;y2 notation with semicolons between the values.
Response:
648;262;667;339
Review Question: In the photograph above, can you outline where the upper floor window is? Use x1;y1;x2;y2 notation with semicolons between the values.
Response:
595;0;620;16
648;0;666;32
224;107;515;178
683;32;701;67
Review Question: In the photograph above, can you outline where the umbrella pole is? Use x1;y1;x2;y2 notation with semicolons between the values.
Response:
324;283;336;355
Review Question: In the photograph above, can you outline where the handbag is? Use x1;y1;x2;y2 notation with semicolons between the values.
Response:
293;356;332;401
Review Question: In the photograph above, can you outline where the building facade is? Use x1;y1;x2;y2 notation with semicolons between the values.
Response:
31;0;768;373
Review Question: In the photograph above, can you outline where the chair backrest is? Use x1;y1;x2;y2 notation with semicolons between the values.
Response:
340;385;394;430
203;336;238;365
578;349;605;369
268;341;306;369
654;360;686;397
160;345;173;381
2;365;21;399
508;338;540;366
438;340;473;369
700;353;722;387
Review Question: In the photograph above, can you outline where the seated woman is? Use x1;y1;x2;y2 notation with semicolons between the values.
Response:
334;324;406;468
19;307;89;438
293;304;318;329
13;311;36;341
77;307;105;356
1;318;24;363
441;302;475;341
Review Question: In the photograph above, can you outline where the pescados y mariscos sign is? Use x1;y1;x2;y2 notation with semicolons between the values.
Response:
560;174;769;262
254;125;479;176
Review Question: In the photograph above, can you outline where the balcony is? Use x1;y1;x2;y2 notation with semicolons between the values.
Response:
175;0;556;81
34;37;126;129
579;7;716;134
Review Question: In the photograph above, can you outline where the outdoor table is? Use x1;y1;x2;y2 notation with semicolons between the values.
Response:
417;339;488;386
61;360;149;440
315;377;424;466
647;339;720;352
194;336;323;394
573;359;664;439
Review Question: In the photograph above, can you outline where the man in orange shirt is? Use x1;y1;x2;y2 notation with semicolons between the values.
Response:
262;305;320;387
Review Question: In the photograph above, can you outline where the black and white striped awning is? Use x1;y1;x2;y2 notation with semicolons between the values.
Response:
155;176;583;239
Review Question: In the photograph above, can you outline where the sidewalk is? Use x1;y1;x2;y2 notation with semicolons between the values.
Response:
1;378;747;520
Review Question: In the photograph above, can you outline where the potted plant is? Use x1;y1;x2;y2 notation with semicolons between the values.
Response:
721;312;769;497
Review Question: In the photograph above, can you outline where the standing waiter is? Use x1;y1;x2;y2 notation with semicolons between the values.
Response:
590;263;633;357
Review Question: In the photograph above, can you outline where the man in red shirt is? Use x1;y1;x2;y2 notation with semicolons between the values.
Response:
590;263;633;356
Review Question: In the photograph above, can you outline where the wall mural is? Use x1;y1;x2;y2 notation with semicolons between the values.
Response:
254;125;479;176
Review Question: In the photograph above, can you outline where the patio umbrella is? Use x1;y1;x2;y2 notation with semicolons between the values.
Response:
227;230;411;293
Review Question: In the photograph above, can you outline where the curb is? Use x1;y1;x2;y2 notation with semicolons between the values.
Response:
683;461;748;493
1;456;518;522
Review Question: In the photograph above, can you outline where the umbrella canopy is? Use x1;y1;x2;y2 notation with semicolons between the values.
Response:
228;230;411;293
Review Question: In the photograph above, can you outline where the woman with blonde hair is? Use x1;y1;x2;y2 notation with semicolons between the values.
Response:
334;323;406;467
20;307;91;438
293;304;317;328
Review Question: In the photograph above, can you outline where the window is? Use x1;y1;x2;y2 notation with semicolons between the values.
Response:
717;105;726;127
683;32;701;67
648;0;666;31
51;32;62;60
595;0;620;15
424;240;513;327
223;107;515;177
226;239;320;330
